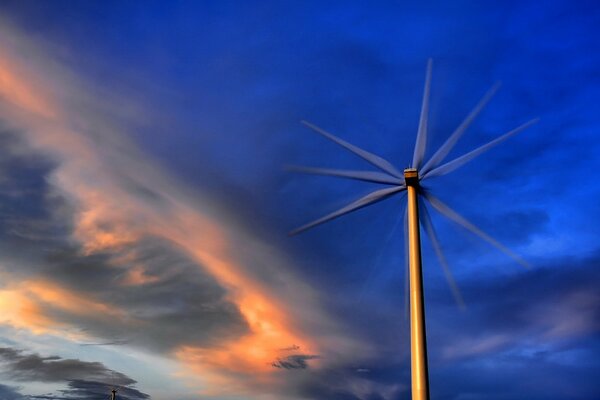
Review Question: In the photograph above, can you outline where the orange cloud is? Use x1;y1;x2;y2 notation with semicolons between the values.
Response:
121;265;161;286
0;25;358;398
25;279;127;319
0;288;58;334
0;58;57;119
0;278;127;338
160;211;320;380
73;189;141;254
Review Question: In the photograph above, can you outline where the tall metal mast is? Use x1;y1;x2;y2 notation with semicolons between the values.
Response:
405;168;429;400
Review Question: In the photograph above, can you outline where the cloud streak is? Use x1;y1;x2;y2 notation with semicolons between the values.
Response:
0;2;598;399
0;347;134;385
0;18;366;398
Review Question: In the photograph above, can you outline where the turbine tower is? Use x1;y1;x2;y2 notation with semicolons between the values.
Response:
289;59;537;400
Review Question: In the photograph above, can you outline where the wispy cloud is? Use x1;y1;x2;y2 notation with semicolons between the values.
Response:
0;1;598;399
0;346;149;399
0;347;135;385
0;19;366;398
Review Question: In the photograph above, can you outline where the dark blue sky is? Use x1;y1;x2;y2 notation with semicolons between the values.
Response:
0;1;598;399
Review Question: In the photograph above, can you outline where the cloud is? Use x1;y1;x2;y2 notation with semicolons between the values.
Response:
272;354;320;370
38;237;251;352
0;383;25;400
397;253;600;399
0;347;151;400
0;141;251;350
0;2;597;399
28;382;150;400
59;380;149;400
441;334;511;360
0;347;135;385
0;129;254;349
0;19;362;398
429;254;600;357
282;364;407;400
465;208;550;247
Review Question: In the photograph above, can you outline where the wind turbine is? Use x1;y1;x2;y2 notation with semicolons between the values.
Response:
288;59;537;400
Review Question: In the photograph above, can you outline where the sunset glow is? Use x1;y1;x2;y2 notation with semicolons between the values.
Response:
0;3;598;399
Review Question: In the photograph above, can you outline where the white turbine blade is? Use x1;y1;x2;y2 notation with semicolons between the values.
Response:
289;185;406;236
412;58;432;169
403;203;410;319
424;118;539;179
301;120;403;178
422;192;530;268
286;165;403;185
419;199;466;309
420;83;501;176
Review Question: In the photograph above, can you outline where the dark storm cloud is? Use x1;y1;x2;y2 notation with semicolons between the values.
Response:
0;347;151;399
58;380;149;400
28;381;150;400
0;347;135;385
36;236;250;352
0;128;249;352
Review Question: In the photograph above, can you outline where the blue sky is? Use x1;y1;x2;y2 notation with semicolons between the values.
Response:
0;1;598;399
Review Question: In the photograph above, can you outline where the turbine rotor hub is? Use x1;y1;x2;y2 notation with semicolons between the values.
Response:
404;168;420;186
